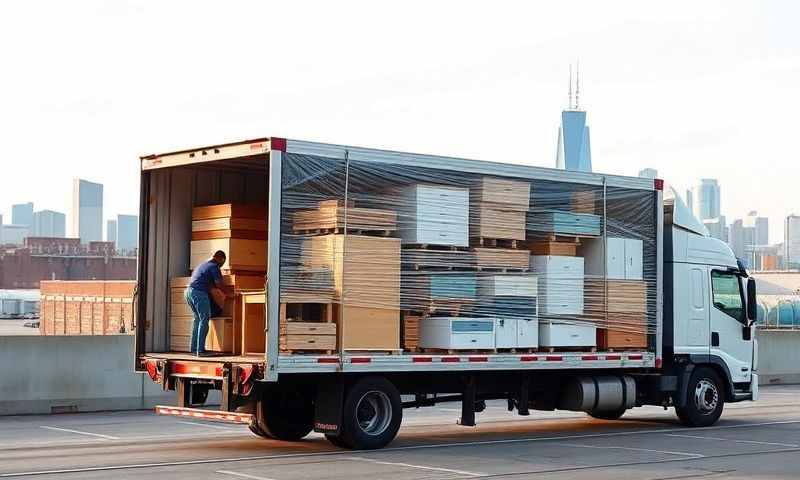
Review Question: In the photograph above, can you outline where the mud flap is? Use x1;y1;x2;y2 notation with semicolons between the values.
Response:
314;376;344;435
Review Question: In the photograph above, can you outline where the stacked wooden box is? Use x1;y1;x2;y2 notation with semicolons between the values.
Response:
39;281;135;336
169;275;264;353
292;200;397;234
190;204;267;274
470;177;531;242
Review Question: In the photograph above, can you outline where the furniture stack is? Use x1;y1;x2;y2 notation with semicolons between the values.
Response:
292;199;397;234
190;203;267;274
396;184;470;247
531;255;594;347
470;178;531;269
583;237;648;349
476;274;539;349
39;281;136;336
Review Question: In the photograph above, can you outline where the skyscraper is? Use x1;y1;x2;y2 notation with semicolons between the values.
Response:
12;202;34;228
691;179;721;221
107;219;117;244
743;210;768;246
638;168;658;179
785;214;800;270
71;178;103;244
116;214;138;253
556;64;592;172
32;210;66;237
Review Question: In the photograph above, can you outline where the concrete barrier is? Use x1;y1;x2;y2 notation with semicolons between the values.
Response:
756;329;800;385
0;335;174;415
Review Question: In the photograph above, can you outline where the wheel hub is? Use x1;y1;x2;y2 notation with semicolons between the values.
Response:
694;379;719;414
356;390;392;436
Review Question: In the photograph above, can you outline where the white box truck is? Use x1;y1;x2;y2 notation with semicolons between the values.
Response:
136;137;758;450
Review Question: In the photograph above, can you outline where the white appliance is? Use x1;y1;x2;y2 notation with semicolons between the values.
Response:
494;318;539;348
477;274;538;297
584;237;644;280
538;322;596;347
530;255;584;314
419;317;494;349
395;184;469;247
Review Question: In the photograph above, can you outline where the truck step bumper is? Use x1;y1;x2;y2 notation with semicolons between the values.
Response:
155;405;254;425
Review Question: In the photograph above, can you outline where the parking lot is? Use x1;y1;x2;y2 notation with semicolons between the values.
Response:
0;385;797;479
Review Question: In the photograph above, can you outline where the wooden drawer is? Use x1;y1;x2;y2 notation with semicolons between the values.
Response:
280;334;337;351
280;322;336;335
598;329;647;349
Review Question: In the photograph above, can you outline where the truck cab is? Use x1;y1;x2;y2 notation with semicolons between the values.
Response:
663;188;758;426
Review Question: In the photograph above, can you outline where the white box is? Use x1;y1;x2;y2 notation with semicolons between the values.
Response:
584;237;643;280
516;318;538;348
494;317;538;348
530;255;584;314
538;322;596;347
478;274;538;297
419;317;494;349
395;185;469;247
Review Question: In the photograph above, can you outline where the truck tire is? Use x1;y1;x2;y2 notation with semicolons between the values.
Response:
338;376;402;450
325;433;349;448
248;423;271;439
675;367;724;427
588;407;627;420
254;388;314;441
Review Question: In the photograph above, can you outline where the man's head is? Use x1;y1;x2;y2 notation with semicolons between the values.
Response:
212;250;226;267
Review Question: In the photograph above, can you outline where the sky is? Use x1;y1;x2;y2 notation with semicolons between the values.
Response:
0;1;798;242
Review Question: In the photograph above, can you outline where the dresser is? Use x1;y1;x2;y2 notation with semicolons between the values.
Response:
396;185;469;247
538;322;596;347
530;255;584;314
419;317;495;350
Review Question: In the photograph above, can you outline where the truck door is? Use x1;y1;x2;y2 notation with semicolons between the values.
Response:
709;269;753;383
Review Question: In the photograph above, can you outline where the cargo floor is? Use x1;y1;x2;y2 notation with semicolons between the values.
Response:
142;352;265;363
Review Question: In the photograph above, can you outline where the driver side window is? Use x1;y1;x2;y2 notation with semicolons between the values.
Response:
711;270;745;323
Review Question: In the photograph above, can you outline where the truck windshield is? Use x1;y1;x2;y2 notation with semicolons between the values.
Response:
711;270;745;322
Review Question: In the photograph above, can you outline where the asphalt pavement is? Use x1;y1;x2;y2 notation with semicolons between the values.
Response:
1;385;799;479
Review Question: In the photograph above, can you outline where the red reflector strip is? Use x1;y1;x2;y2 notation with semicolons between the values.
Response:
581;355;599;361
441;356;460;363
628;354;644;360
350;357;371;364
468;356;488;362
412;356;432;363
317;357;339;364
655;357;663;368
605;354;622;360
215;367;223;377
520;355;538;362
545;355;563;361
654;178;664;190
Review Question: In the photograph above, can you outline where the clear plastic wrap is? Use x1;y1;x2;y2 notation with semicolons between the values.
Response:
279;152;658;353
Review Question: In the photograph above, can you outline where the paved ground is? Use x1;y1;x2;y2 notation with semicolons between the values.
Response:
0;385;798;479
0;319;38;335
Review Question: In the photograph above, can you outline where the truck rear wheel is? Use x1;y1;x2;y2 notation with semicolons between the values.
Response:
675;367;724;427
338;376;402;450
253;387;314;441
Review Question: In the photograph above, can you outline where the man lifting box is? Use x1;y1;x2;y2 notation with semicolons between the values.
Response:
184;250;227;355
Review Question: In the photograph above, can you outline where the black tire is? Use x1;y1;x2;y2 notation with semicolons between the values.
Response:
675;367;725;427
588;407;627;420
338;376;402;450
254;387;314;441
325;433;349;448
248;423;272;439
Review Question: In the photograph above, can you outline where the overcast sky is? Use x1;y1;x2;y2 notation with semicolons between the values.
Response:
1;1;798;242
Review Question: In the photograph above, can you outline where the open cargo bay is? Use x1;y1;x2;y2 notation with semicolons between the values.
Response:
137;138;661;380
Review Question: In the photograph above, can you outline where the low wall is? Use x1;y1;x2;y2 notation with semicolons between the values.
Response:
756;329;800;385
0;335;174;415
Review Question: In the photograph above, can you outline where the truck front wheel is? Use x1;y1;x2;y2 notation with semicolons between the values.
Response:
675;367;724;427
337;376;402;450
253;387;314;441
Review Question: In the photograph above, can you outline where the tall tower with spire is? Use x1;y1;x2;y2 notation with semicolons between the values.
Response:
556;63;592;172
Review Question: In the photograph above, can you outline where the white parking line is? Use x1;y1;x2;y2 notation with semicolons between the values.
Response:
665;433;799;447
216;470;277;480
560;443;704;458
39;426;120;440
179;421;241;431
347;456;484;477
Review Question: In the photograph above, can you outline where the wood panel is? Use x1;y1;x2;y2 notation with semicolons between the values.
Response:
192;218;267;232
470;207;526;240
471;177;531;210
190;238;267;273
191;229;267;241
528;241;579;256
472;248;530;270
191;203;266;220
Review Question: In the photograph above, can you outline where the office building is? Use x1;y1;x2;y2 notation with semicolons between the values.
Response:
32;210;66;237
786;214;800;270
1;225;29;245
556;64;592;172
743;210;769;246
12;202;34;228
686;189;694;214
691;179;721;221
71;178;103;244
116;214;138;253
107;219;117;245
638;168;658;179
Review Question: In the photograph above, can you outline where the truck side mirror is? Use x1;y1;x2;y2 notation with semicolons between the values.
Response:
746;277;757;322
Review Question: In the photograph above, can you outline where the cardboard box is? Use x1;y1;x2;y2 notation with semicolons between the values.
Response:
190;238;267;273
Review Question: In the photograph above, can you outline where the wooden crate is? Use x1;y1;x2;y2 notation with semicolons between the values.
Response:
191;229;267;241
280;321;336;335
190;238;267;273
191;203;266;220
192;217;266;232
170;274;265;290
472;248;530;270
402;313;422;351
207;317;234;352
471;177;531;210
470;206;526;240
280;334;337;351
334;304;400;351
597;321;648;349
528;241;579;256
292;201;397;233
